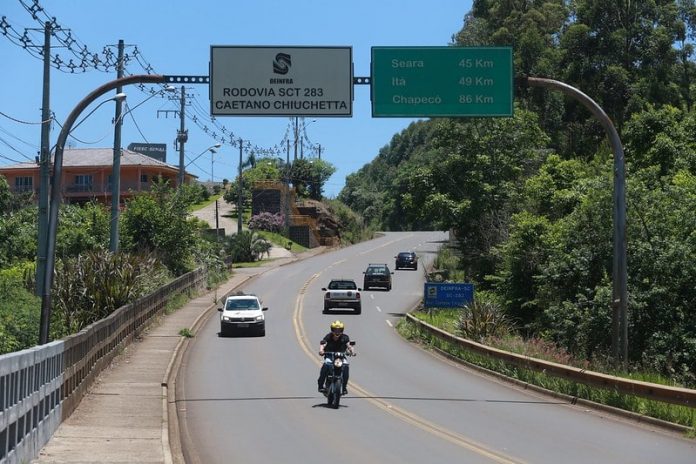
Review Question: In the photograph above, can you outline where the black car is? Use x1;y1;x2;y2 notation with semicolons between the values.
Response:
395;252;418;270
363;264;393;290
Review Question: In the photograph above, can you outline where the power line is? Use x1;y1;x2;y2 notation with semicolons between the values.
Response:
0;110;52;125
5;1;313;168
0;134;34;162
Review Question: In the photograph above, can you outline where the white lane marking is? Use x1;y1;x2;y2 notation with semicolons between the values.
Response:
358;234;414;255
376;306;382;313
370;294;375;300
386;320;393;327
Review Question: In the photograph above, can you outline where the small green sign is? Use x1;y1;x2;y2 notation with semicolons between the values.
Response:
371;46;513;117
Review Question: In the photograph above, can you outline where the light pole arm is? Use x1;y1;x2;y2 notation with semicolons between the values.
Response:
39;74;166;345
524;77;628;364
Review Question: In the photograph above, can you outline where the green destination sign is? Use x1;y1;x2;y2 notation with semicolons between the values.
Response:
371;46;513;117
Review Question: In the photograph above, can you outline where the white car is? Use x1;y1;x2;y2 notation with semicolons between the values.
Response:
218;293;268;336
322;279;362;314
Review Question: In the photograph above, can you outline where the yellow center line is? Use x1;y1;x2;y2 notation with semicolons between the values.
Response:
292;270;526;464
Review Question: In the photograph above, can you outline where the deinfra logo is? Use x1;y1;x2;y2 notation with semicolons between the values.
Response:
273;53;291;74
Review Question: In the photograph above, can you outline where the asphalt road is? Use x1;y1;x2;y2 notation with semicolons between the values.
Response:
176;232;695;464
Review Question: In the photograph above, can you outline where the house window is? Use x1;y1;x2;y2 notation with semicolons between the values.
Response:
140;174;148;183
74;175;93;192
15;176;33;192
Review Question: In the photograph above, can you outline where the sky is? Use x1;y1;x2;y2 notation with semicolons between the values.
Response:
1;0;472;197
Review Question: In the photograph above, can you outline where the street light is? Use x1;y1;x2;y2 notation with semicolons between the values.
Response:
39;74;166;345
116;86;176;124
185;142;222;169
70;92;127;132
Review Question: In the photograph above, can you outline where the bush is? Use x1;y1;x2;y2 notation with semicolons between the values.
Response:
224;231;272;262
248;212;285;233
457;293;513;341
52;250;171;335
0;264;40;353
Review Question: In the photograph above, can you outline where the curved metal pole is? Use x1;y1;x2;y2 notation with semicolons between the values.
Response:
526;77;628;364
39;74;166;344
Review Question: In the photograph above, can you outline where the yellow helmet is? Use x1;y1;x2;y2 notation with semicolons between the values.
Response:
330;320;345;332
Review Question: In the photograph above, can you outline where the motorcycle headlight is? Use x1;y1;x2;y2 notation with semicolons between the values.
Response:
334;358;343;368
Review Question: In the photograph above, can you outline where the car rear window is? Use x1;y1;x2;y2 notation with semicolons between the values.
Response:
399;253;413;258
328;280;357;290
367;267;387;275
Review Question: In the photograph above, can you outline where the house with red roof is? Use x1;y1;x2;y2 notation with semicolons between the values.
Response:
0;147;196;205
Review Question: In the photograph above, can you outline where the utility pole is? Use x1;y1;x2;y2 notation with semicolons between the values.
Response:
285;139;291;233
36;21;52;296
109;39;125;252
212;149;219;240
177;86;188;187
237;138;243;233
318;144;322;160
293;117;299;161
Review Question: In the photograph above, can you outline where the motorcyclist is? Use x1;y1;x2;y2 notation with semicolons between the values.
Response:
318;320;355;395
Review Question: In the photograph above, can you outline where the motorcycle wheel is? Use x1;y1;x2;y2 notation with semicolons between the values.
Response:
326;382;341;409
331;380;341;409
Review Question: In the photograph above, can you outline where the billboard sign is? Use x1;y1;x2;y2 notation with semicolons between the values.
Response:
127;143;167;163
372;46;513;117
423;282;475;308
210;46;353;116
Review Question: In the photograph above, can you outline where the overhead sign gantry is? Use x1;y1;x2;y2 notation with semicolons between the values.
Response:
209;45;513;118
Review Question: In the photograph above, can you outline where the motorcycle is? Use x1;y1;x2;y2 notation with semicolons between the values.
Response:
321;341;355;409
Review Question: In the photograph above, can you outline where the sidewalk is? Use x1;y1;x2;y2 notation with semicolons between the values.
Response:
32;248;324;464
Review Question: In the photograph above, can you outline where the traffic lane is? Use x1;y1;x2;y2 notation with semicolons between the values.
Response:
299;233;696;463
179;234;506;463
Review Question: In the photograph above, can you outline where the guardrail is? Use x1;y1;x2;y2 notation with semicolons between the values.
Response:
0;267;207;464
405;314;696;408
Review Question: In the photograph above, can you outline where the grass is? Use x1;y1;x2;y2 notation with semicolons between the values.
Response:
189;194;223;212
164;292;191;315
221;206;251;224
398;310;696;432
179;328;194;338
256;230;308;253
231;261;267;268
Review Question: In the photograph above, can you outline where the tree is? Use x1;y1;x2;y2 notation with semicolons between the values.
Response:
0;264;40;353
120;181;200;275
55;202;110;259
0;207;37;269
290;158;336;200
223;157;282;206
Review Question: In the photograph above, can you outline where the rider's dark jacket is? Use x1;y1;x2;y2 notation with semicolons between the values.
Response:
321;333;351;352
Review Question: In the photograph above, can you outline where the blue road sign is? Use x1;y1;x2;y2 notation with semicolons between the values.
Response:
423;282;474;308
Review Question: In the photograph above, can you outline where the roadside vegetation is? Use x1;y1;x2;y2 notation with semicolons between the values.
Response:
343;1;696;401
0;156;366;354
397;294;696;430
